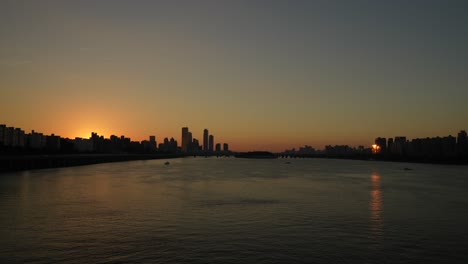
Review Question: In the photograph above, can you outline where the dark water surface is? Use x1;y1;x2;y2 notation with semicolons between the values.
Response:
1;158;468;263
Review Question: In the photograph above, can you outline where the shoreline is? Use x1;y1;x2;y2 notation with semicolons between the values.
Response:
1;153;467;173
0;153;187;173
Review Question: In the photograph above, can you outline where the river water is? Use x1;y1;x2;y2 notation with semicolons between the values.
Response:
1;157;467;263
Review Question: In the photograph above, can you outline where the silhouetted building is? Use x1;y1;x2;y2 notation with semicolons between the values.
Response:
391;136;406;156
169;137;178;152
458;130;468;157
158;138;169;152
91;132;103;152
149;135;157;151
223;143;229;152
406;135;457;159
181;127;191;152
73;137;93;152
296;145;316;155
215;143;221;152
209;134;214;153
0;124;5;146
2;127;14;147
203;129;208;152
387;138;394;153
46;134;61;151
158;137;178;153
325;145;353;155
141;136;157;153
28;130;46;149
442;135;457;158
192;138;201;153
374;137;387;153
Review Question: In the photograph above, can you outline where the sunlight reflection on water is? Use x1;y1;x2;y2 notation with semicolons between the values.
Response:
1;158;468;263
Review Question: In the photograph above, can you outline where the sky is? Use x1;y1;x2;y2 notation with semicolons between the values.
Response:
1;0;467;151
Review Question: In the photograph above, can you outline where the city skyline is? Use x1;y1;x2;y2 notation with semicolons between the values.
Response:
1;1;468;151
1;122;466;156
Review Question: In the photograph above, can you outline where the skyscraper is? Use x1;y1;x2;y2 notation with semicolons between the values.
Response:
223;143;229;152
209;134;214;153
203;129;208;152
188;132;192;152
181;127;190;152
149;135;157;151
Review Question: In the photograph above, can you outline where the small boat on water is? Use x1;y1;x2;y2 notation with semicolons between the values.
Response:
164;161;170;165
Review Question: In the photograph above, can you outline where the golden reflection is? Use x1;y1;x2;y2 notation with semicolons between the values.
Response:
370;174;383;239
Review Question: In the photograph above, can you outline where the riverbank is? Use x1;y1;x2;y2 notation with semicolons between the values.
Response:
0;153;186;173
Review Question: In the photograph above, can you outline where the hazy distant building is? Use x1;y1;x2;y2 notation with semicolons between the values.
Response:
209;135;214;152
203;129;208;152
215;143;221;152
298;145;316;155
223;143;229;152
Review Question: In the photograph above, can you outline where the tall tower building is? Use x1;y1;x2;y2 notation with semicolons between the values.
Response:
188;132;192;152
209;134;214;152
181;127;189;152
149;135;157;151
203;129;208;152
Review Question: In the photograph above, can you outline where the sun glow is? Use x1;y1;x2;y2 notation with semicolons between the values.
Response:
372;144;381;154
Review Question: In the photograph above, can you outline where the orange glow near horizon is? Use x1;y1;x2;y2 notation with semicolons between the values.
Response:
371;144;381;154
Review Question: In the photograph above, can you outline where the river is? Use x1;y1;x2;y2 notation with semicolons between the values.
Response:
1;157;467;263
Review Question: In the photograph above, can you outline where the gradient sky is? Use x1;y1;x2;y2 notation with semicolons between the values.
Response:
1;0;467;151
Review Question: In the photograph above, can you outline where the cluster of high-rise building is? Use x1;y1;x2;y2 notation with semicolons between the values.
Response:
0;124;61;152
0;124;160;154
0;123;231;155
373;130;468;159
181;127;229;154
281;130;468;162
283;144;370;156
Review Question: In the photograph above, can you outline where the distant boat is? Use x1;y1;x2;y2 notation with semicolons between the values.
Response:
285;161;291;164
403;167;412;171
235;151;277;159
164;161;170;165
